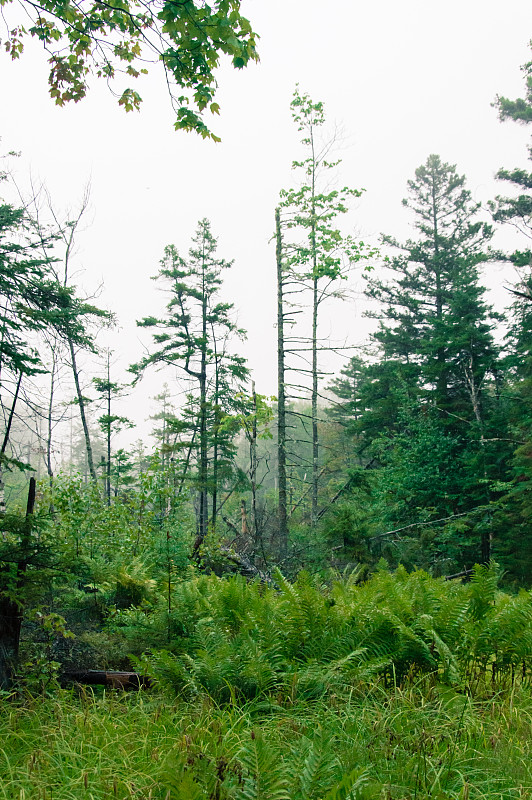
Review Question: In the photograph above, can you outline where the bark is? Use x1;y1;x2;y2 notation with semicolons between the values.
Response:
463;355;491;563
0;371;23;514
105;352;111;505
69;339;98;484
310;127;319;529
61;670;152;689
276;208;288;559
211;342;221;532
250;381;259;553
0;477;36;689
240;499;250;535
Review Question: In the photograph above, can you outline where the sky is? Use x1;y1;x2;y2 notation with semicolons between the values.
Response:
1;0;531;453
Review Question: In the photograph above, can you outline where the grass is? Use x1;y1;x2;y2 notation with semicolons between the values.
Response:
0;681;530;799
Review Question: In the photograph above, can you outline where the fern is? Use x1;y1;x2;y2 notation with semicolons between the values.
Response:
236;731;291;800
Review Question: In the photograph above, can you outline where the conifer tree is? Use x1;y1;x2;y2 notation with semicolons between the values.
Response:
363;155;504;564
131;219;248;549
366;155;498;419
492;45;532;277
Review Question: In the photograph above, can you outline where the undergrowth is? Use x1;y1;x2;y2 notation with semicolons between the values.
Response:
2;564;531;799
113;563;532;702
0;683;530;799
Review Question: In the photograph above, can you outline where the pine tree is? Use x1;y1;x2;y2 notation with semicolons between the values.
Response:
131;219;248;550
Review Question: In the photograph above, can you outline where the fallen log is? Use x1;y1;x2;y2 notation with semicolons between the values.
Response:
61;670;151;689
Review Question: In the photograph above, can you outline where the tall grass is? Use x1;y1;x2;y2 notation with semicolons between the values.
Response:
2;565;531;799
0;684;531;799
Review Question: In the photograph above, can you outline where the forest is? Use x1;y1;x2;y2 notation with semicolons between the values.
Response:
1;1;532;797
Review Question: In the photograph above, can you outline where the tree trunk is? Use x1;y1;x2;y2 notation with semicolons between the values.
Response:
0;477;36;689
198;280;209;547
310;138;319;529
276;208;288;559
0;371;23;514
106;352;111;505
69;339;98;485
250;381;260;554
311;274;319;528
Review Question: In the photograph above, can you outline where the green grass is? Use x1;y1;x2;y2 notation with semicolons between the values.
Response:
0;682;530;799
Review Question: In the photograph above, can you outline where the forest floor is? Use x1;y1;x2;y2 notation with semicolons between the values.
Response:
0;682;531;800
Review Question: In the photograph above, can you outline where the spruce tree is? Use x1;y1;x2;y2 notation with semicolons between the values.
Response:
363;155;505;565
366;155;498;419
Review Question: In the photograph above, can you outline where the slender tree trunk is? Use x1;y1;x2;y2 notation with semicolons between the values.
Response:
105;352;111;505
211;344;220;532
464;355;491;562
276;208;288;559
309;130;319;529
45;353;56;486
0;371;23;514
198;277;209;546
69;339;98;485
311;274;319;528
0;477;36;689
250;381;259;554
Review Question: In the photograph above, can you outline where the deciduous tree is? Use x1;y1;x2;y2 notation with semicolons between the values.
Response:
0;0;258;139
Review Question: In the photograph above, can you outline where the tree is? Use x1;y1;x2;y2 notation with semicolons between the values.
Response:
131;219;248;549
366;155;498;417
279;87;370;528
275;207;289;558
0;195;106;508
489;48;532;581
0;0;258;139
363;155;504;564
491;43;532;276
93;350;134;504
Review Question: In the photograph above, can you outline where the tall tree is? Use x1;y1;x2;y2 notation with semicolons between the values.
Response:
366;155;498;419
491;44;532;277
275;207;289;558
279;87;370;528
363;155;503;564
131;219;247;550
0;197;105;507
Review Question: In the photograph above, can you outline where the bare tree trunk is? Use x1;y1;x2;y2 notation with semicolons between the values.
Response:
69;339;98;485
276;208;288;559
240;499;250;535
45;352;56;486
463;354;491;563
0;477;36;689
308;125;320;529
311;274;319;528
250;381;259;554
193;271;209;556
105;351;111;505
0;371;23;514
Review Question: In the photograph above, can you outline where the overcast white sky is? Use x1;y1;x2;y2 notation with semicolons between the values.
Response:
1;0;531;450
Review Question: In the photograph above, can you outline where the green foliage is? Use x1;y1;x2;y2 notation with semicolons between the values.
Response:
0;202;106;379
121;567;532;707
0;0;258;138
0;671;531;799
131;219;249;543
